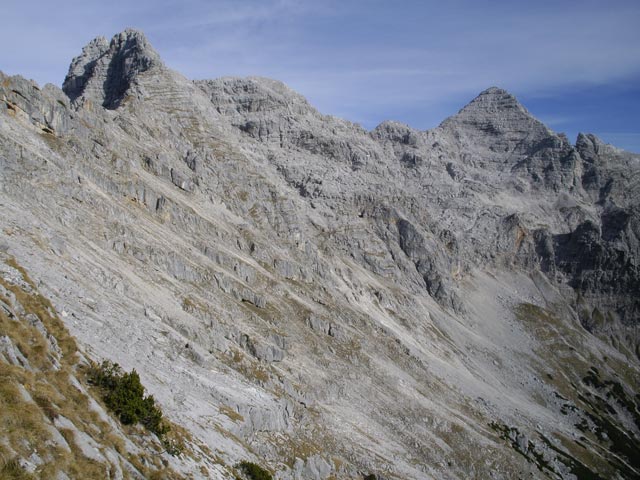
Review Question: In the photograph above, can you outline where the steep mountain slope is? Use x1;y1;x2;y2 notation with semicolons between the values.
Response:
0;252;227;479
1;29;639;479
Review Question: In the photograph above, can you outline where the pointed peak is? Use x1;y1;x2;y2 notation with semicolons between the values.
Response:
438;87;556;159
459;86;527;116
576;132;604;146
440;86;547;132
85;35;109;50
63;29;162;109
115;28;147;40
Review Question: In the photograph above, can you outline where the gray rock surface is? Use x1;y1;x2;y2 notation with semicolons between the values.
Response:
1;28;639;479
63;29;161;109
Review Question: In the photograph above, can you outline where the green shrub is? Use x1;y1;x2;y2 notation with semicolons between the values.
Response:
237;461;272;480
87;361;169;437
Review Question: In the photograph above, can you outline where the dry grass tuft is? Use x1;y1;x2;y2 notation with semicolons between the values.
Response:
219;404;245;423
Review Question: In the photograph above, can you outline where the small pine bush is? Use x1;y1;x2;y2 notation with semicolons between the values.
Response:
88;361;169;437
237;461;272;480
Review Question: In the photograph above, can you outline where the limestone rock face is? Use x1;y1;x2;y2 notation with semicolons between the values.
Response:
63;29;162;108
2;29;640;480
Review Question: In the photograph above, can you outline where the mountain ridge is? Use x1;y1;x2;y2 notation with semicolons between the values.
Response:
62;29;602;151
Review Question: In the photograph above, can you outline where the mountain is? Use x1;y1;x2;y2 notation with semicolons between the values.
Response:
1;29;639;479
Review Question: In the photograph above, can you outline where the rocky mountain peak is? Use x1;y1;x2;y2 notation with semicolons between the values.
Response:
63;28;162;109
461;86;527;114
441;85;548;133
439;86;557;163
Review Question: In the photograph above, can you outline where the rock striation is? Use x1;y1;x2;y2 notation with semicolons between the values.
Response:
1;29;639;480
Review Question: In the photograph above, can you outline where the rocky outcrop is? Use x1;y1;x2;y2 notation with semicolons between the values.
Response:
63;29;162;108
396;218;463;312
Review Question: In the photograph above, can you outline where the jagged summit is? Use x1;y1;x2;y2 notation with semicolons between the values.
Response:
63;28;162;109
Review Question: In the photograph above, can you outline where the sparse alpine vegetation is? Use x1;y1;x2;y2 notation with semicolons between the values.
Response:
87;360;169;435
236;461;273;480
0;254;189;478
86;360;187;456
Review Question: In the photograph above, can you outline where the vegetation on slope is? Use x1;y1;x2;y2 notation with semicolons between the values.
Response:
236;460;273;480
0;254;183;478
87;360;169;436
508;303;640;479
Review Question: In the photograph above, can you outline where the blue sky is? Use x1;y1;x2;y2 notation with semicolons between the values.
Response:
2;0;639;151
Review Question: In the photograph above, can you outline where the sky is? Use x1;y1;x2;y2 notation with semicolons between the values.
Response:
2;0;639;152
